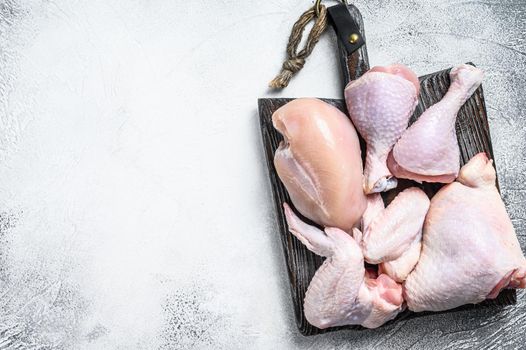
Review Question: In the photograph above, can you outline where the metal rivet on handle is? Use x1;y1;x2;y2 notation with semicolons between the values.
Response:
348;33;359;44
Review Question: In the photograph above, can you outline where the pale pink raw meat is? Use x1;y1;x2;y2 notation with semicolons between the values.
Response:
360;193;385;234
273;98;367;232
379;239;422;283
354;188;429;282
389;64;484;183
284;203;403;329
345;64;419;194
404;153;526;312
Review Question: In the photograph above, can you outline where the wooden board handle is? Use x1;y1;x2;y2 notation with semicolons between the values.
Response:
328;4;370;88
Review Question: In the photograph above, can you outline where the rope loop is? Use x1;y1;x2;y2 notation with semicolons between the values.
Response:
268;2;328;89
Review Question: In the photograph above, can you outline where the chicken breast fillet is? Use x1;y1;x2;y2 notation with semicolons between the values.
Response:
273;98;367;232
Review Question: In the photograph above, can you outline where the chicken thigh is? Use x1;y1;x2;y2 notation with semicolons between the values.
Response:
273;98;367;232
404;153;526;312
283;203;403;329
388;64;484;183
345;64;419;194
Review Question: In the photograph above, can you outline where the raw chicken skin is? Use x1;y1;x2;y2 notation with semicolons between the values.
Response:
379;239;422;283
360;193;385;234
284;203;403;329
404;153;526;312
273;98;367;232
355;188;429;282
389;64;484;183
345;64;419;194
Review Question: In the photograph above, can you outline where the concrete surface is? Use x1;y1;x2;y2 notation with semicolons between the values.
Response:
0;0;524;349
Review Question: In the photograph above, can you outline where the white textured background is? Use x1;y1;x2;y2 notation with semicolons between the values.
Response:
0;1;525;349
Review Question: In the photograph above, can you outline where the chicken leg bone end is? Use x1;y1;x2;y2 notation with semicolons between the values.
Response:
457;152;496;188
364;153;398;194
449;64;484;100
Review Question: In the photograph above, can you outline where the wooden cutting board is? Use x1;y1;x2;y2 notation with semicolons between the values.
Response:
258;4;515;336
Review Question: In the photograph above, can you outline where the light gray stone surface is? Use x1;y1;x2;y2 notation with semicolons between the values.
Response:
0;0;524;349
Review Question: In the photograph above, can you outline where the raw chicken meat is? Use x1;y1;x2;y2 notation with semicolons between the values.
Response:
379;240;422;283
284;203;404;329
388;64;484;183
355;188;429;282
404;153;526;312
273;98;367;232
345;64;419;194
360;193;385;234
